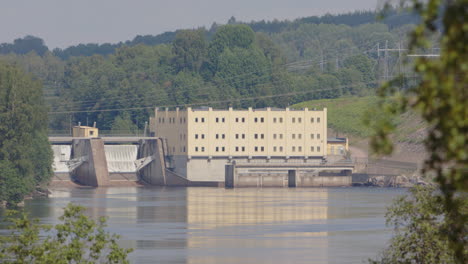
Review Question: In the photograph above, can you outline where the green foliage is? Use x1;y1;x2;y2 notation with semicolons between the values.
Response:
0;203;133;263
0;36;49;56
0;62;52;206
111;113;137;133
172;29;207;72
370;1;468;263
293;96;384;137
369;186;457;263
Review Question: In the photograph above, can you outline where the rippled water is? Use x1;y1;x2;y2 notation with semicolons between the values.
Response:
9;187;405;264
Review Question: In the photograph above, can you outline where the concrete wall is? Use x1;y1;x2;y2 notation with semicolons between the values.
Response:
226;165;352;188
71;138;109;187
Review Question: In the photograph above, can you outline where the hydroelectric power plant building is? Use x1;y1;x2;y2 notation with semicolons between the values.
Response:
149;107;352;186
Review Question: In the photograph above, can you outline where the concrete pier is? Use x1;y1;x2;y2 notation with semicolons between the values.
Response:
137;138;167;185
71;138;109;187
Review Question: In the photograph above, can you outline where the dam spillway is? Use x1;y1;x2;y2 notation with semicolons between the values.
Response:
52;145;72;181
105;145;139;181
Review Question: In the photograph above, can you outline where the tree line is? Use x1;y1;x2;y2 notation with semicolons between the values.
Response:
0;11;417;133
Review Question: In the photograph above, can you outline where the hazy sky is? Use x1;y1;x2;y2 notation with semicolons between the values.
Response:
1;0;379;49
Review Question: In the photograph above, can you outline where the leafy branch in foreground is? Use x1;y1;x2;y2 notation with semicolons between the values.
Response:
368;0;467;263
0;203;133;264
369;186;460;263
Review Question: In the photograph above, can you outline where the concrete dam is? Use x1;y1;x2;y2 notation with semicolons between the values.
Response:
50;137;170;187
50;137;354;188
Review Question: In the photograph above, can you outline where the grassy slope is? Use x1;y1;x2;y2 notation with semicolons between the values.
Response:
292;96;380;138
292;96;426;142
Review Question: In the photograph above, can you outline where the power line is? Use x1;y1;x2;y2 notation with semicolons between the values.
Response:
48;81;380;115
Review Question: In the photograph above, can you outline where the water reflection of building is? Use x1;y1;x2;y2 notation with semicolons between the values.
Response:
185;188;329;264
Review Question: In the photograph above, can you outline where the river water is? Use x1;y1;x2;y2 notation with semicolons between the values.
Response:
10;187;405;264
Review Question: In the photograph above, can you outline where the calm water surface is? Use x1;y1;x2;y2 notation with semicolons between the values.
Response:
18;187;405;264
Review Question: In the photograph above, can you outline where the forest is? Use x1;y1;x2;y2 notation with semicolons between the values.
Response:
0;8;418;133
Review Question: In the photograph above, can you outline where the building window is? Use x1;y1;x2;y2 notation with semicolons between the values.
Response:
158;118;161;123
292;146;296;152
298;134;302;139
260;117;264;123
201;134;205;139
292;134;296;139
255;146;258;152
298;118;302;123
280;134;283;139
173;147;175;153
273;146;277;152
242;118;245;123
311;118;314;123
216;134;219;139
317;134;320;139
195;147;199;152
311;146;315;152
222;147;225;152
216;117;219;123
236;134;239;139
254;117;258;123
221;134;225;139
292;117;295;123
183;146;186;152
260;146;264;152
195;118;198;123
261;134;264;139
298;146;302;152
235;118;239;122
235;146;239;152
242;146;245;152
317;117;320;123
162;118;165;123
254;134;258;139
273;134;277;139
222;118;225;123
201;147;205;152
317;146;321;152
311;134;314;139
184;118;186;123
216;147;219;152
273;118;277;123
201;118;205;122
242;134;245;139
280;146;283;152
279;117;283;123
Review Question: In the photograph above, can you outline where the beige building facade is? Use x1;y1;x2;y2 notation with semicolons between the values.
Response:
150;107;328;182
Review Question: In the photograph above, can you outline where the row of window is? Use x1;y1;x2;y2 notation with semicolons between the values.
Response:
191;117;321;124
194;133;321;140
159;116;321;124
158;117;187;124
193;146;322;153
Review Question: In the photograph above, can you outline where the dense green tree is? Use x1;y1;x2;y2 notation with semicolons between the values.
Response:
172;29;207;72
0;203;133;263
369;186;457;263
342;54;375;83
0;62;52;206
0;36;49;56
207;24;256;73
